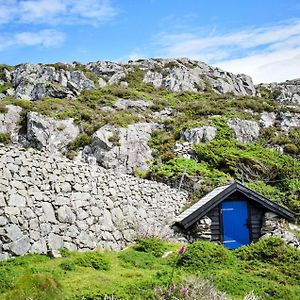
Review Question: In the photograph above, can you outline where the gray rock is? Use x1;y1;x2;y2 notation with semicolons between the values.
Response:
8;193;26;207
41;202;57;223
260;112;276;128
85;122;158;174
48;233;64;250
26;112;80;153
31;239;47;254
258;79;300;103
0;105;22;143
181;126;216;144
12;63;95;100
113;99;153;111
227;118;260;143
10;236;31;256
6;224;23;241
279;112;300;131
57;206;76;223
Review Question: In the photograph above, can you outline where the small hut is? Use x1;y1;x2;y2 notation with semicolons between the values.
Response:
174;182;294;249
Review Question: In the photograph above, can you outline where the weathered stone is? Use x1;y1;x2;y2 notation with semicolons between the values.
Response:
31;239;47;254
10;236;31;256
48;233;64;250
6;224;23;241
0;105;22;143
8;193;26;207
12;63;95;100
57;206;76;223
41;202;57;223
227;118;260;143
26;112;80;154
84;122;158;174
181;126;216;144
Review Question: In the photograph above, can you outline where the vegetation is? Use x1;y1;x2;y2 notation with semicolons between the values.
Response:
0;238;299;299
0;133;12;144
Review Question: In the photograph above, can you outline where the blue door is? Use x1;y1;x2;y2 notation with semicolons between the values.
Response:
221;201;250;249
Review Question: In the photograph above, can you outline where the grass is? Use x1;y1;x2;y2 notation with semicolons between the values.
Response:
0;238;299;299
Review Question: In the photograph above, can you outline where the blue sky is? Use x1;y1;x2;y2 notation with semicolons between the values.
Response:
0;0;300;83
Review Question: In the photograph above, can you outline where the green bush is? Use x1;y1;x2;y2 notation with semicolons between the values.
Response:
236;237;287;262
67;133;91;152
75;251;111;271
59;260;76;271
6;273;62;300
0;133;11;144
177;241;236;270
134;237;167;258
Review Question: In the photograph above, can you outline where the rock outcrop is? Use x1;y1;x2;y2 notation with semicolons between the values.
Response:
0;146;187;259
26;112;80;153
228;118;260;143
83;123;158;174
0;105;22;143
1;58;257;101
88;58;256;96
181;126;216;144
11;64;95;100
258;79;300;103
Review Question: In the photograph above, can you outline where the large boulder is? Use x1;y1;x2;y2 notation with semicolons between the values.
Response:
181;126;216;144
26;112;80;153
0;105;22;143
227;118;260;143
12;64;95;100
84;123;158;174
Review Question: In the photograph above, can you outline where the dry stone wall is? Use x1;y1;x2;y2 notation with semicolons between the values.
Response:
0;146;187;260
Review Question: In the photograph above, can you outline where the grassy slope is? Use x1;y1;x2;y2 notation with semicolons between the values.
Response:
1;238;300;300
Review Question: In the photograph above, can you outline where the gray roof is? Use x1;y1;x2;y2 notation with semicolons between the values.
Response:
175;183;231;223
175;182;294;229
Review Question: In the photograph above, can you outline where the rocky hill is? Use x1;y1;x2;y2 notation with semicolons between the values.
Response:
0;58;300;217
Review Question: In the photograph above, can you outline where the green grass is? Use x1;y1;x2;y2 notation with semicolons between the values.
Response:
0;238;299;299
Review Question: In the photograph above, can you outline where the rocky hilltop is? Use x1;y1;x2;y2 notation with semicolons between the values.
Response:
0;57;300;219
0;58;256;101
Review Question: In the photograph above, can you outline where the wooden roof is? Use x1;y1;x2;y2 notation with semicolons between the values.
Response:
175;182;294;229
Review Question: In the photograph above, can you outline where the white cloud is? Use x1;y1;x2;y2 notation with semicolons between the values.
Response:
0;0;117;25
157;20;300;83
0;29;65;51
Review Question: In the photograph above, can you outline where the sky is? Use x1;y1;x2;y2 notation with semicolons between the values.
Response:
0;0;300;83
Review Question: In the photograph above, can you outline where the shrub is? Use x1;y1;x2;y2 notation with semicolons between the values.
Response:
0;133;11;144
177;241;236;270
235;237;286;262
75;251;111;271
59;260;76;271
0;104;7;113
6;273;63;300
134;237;167;258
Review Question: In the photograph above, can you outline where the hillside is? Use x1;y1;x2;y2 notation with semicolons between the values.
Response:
1;58;300;299
1;58;300;215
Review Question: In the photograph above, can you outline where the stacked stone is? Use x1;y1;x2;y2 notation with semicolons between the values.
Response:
0;145;187;260
261;212;300;249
